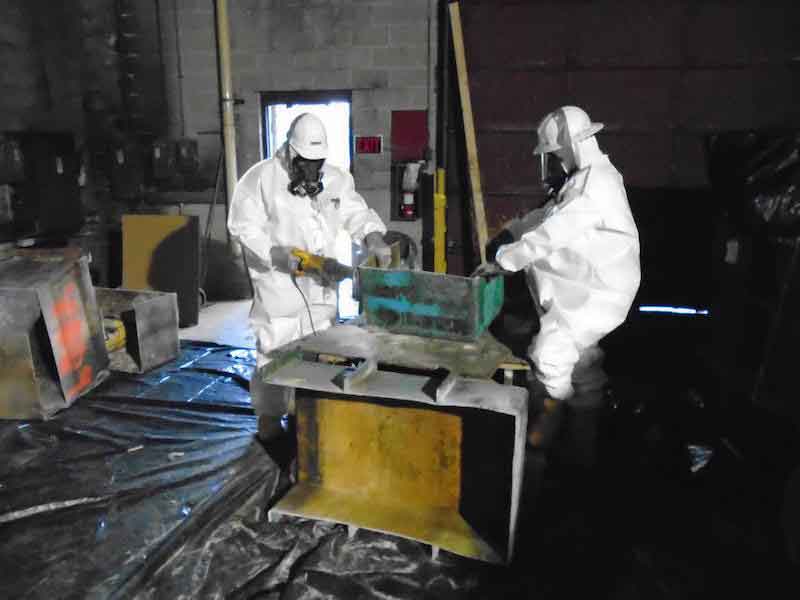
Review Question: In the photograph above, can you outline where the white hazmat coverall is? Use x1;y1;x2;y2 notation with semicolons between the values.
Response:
228;144;386;413
496;133;640;407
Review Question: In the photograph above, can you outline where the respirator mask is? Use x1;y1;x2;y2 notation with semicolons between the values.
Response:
539;152;570;200
288;155;325;198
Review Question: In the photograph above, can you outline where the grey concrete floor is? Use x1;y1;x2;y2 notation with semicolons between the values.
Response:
179;299;256;348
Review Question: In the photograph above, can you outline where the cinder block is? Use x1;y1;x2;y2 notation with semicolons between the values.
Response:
461;2;568;69
470;70;567;132
389;68;428;88
567;70;679;133
353;69;389;89
372;46;428;69
686;3;800;66
271;70;315;91
181;71;219;101
332;48;365;70
570;1;683;67
370;3;429;25
404;86;430;110
313;69;353;90
230;19;271;54
354;25;388;47
179;0;214;14
232;51;257;73
352;107;389;136
357;87;404;109
370;169;391;190
256;52;292;75
389;24;428;47
181;21;215;53
185;107;219;135
332;28;354;46
180;50;217;78
355;152;391;173
268;18;307;54
476;132;540;196
292;50;337;71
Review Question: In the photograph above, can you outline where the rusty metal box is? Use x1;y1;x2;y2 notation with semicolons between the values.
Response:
95;287;179;373
0;249;109;419
358;266;505;342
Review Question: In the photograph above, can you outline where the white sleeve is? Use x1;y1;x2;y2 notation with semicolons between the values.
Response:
337;170;387;242
227;164;275;268
496;192;603;272
507;204;550;240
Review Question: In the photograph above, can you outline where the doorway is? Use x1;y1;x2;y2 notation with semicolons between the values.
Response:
261;91;352;169
260;91;358;319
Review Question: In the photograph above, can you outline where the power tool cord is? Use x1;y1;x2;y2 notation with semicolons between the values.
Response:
290;273;317;336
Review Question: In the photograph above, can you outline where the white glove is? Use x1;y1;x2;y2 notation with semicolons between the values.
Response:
364;232;392;268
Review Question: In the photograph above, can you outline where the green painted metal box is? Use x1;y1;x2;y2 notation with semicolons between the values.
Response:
357;267;505;341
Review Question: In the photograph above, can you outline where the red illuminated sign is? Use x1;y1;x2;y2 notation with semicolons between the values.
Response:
354;135;382;154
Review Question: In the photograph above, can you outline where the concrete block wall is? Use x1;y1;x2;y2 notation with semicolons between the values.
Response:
460;0;800;233
161;0;438;249
0;0;95;134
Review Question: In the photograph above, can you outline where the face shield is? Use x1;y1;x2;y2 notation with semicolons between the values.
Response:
539;152;569;200
288;153;325;197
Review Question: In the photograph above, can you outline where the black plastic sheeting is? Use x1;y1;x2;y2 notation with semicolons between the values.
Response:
3;341;796;599
0;342;478;599
708;130;800;235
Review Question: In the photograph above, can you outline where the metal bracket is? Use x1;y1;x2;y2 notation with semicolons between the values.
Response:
435;372;459;403
341;358;378;393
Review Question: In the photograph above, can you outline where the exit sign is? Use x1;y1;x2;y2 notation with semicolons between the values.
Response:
354;135;382;154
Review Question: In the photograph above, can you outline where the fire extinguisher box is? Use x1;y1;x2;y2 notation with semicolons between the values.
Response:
0;248;109;420
390;163;431;222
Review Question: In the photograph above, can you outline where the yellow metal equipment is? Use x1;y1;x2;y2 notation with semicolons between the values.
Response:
264;324;529;564
434;167;447;273
103;318;126;353
121;214;199;327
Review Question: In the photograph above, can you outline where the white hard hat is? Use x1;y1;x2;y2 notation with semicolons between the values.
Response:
533;106;604;156
288;113;328;160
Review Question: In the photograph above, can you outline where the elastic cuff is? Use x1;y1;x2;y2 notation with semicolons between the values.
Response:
496;240;535;272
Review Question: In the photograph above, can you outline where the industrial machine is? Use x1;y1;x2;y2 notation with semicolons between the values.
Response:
262;257;529;564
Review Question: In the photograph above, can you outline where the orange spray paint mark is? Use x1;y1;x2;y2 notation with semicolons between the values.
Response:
52;281;92;397
67;365;94;399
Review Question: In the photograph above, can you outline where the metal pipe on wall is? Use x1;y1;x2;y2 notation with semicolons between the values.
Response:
434;0;450;274
215;0;237;250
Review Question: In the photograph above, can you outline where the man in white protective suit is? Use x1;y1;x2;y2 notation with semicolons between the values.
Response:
492;106;641;456
228;113;389;430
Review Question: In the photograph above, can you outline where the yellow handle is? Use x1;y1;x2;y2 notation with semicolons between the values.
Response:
291;248;325;278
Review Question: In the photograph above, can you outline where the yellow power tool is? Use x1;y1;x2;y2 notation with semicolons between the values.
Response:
290;248;355;287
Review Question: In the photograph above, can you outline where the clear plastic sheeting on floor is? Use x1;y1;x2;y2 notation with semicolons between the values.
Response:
0;342;475;600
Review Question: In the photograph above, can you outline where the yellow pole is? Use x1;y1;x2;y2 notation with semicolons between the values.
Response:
434;167;447;273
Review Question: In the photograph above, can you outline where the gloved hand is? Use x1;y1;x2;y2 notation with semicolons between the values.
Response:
471;262;511;278
270;246;301;274
364;231;392;268
486;228;514;262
